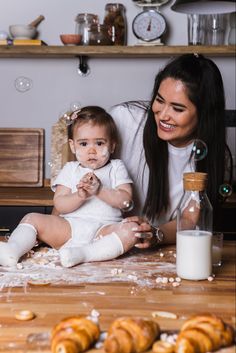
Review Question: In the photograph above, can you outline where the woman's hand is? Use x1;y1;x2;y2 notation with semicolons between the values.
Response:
123;216;157;249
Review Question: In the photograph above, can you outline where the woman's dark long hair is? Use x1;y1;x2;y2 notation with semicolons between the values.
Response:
143;54;227;224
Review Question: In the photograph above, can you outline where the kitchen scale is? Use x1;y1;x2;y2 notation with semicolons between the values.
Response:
132;0;170;45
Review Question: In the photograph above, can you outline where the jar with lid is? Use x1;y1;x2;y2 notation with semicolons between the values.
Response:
103;3;127;45
88;24;113;45
176;172;213;280
75;13;99;45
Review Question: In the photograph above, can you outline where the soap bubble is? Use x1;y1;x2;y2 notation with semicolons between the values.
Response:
15;76;33;92
58;109;71;125
70;101;81;112
59;102;82;126
121;200;134;212
0;30;8;40
219;183;233;198
192;139;208;161
4;233;11;241
63;112;72;126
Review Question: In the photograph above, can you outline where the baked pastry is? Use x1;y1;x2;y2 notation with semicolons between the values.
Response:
177;327;214;353
104;317;160;353
177;314;234;352
152;314;234;353
152;340;175;353
51;315;100;353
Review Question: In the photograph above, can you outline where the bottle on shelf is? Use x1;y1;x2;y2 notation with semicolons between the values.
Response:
176;172;213;280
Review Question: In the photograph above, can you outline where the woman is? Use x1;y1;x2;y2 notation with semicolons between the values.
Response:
109;53;231;249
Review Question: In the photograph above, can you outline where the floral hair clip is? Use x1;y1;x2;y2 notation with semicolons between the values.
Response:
64;108;82;126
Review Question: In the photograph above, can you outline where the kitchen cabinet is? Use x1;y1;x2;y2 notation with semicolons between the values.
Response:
0;183;53;235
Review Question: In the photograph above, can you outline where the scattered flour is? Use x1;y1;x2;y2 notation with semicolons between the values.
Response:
0;246;176;289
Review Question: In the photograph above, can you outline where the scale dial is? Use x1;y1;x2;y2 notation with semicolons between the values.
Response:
132;9;166;42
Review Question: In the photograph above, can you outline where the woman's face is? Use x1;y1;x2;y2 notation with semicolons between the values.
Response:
152;77;198;147
69;121;115;169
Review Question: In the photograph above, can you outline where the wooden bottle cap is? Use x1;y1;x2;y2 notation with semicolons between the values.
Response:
183;172;208;191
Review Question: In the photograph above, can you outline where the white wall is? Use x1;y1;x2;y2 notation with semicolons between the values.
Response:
0;0;235;178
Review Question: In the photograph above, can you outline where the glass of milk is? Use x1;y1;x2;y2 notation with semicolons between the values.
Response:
212;232;223;267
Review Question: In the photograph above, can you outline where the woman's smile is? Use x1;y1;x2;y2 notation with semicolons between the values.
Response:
159;120;176;131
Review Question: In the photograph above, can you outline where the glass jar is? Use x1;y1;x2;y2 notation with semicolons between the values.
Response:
88;24;113;45
205;14;226;45
75;13;99;45
103;3;127;45
176;172;213;280
228;12;236;45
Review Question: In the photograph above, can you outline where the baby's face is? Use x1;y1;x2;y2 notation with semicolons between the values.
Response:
69;121;115;170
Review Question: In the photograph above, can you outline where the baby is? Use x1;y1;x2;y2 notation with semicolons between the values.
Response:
0;106;135;268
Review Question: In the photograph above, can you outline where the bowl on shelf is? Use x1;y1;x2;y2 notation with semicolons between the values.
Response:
9;24;37;39
60;34;82;45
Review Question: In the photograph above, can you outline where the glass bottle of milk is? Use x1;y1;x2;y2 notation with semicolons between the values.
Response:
176;172;213;280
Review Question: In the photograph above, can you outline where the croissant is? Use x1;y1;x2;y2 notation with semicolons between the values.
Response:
51;315;100;353
152;314;234;353
152;340;175;353
104;317;160;353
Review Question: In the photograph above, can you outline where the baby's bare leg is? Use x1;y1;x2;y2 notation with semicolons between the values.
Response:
20;213;71;249
59;221;138;267
0;213;71;267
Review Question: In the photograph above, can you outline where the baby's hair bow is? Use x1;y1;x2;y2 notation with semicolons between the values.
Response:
70;108;81;121
64;108;81;126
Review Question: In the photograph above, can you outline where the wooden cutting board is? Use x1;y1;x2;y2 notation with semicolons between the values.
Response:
0;128;44;187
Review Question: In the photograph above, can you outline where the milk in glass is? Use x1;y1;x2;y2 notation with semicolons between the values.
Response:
176;230;212;280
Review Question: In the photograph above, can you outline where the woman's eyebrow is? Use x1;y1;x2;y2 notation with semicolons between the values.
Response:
171;102;187;109
157;92;187;109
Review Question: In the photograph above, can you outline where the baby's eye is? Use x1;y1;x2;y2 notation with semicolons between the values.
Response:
96;141;105;146
79;142;87;147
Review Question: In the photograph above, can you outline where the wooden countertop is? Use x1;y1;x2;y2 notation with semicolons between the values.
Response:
0;185;235;208
0;242;235;352
0;185;54;206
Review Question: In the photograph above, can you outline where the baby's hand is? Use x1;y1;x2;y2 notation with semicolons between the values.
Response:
78;172;101;197
76;185;88;199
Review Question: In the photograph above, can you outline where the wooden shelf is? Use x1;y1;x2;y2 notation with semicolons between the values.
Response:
0;45;235;58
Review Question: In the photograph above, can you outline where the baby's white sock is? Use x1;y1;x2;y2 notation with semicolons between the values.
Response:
59;232;124;268
0;223;37;266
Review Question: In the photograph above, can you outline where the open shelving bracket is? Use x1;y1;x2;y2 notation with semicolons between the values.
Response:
76;55;90;76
